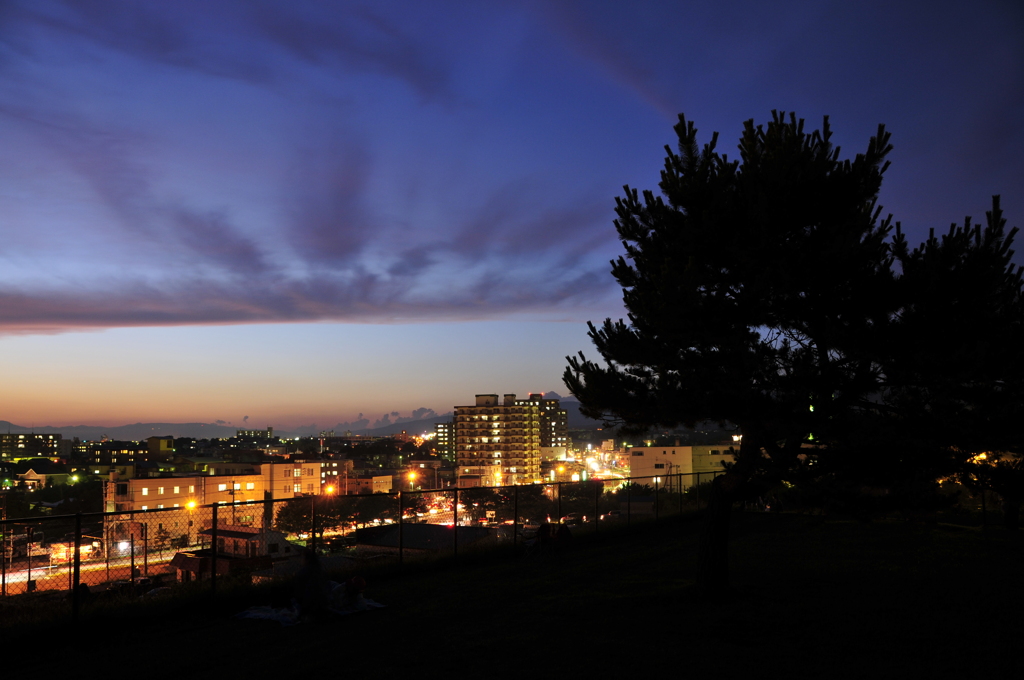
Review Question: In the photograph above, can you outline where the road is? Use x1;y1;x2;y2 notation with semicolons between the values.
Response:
1;554;176;595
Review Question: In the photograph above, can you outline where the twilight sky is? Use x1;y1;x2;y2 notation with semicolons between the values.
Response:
1;0;1022;431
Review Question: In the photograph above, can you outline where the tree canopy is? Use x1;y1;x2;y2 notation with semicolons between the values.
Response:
563;111;1024;534
565;111;896;481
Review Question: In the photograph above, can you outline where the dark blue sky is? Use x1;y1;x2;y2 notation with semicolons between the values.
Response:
1;0;1021;428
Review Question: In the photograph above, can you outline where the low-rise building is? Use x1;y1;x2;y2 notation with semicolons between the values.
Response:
1;433;63;460
627;444;735;491
169;524;297;582
104;461;323;513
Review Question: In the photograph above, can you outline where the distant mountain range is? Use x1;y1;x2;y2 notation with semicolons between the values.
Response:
0;420;242;441
0;393;608;442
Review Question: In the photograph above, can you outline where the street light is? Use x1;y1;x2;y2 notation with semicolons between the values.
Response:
407;472;417;490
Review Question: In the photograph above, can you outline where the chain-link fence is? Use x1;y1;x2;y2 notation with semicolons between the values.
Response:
0;470;723;617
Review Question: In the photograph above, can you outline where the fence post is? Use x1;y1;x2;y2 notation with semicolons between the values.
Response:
696;472;701;512
73;512;82;621
1;526;6;596
210;504;218;597
678;474;684;513
310;496;317;555
655;477;660;522
513;485;519;548
104;516;110;584
452;487;459;560
594;480;600;531
627;480;631;526
557;482;562;522
129;533;135;587
398;492;404;566
143;521;149;577
26;526;33;592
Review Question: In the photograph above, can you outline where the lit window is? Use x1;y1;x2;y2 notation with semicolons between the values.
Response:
233;483;241;490
173;504;179;508
218;484;227;491
157;504;164;509
246;482;255;490
293;483;301;493
173;486;180;494
189;485;195;493
141;505;148;510
158;487;164;494
141;488;149;496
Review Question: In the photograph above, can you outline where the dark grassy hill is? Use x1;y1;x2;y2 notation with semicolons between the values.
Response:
6;513;1022;678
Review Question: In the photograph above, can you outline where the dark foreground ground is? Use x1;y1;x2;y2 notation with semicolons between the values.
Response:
6;513;1022;678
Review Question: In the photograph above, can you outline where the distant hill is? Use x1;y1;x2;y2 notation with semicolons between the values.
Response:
0;420;240;441
550;397;609;430
0;393;606;442
331;415;455;437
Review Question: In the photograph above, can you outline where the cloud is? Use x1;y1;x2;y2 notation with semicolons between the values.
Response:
0;1;271;83
285;142;375;266
530;0;679;119
371;413;394;429
0;1;630;336
246;3;454;101
0;1;455;99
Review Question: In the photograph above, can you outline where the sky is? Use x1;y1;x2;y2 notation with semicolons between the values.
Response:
1;0;1022;431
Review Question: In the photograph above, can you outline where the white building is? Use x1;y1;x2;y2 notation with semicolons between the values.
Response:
627;445;734;491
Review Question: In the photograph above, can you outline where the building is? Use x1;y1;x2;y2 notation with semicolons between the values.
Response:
319;459;354;488
1;433;63;460
78;440;148;465
434;420;454;462
16;468;70;490
627;445;735;491
147;436;175;459
236;427;274;440
454;394;543;487
104;461;323;514
169;525;297;582
344;473;393;495
102;461;323;560
526;393;569;448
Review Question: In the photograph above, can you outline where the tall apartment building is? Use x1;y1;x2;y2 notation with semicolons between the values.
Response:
455;394;542;487
526;393;569;448
434;421;454;462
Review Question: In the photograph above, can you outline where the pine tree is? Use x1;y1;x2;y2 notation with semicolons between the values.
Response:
564;112;898;590
886;196;1024;527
